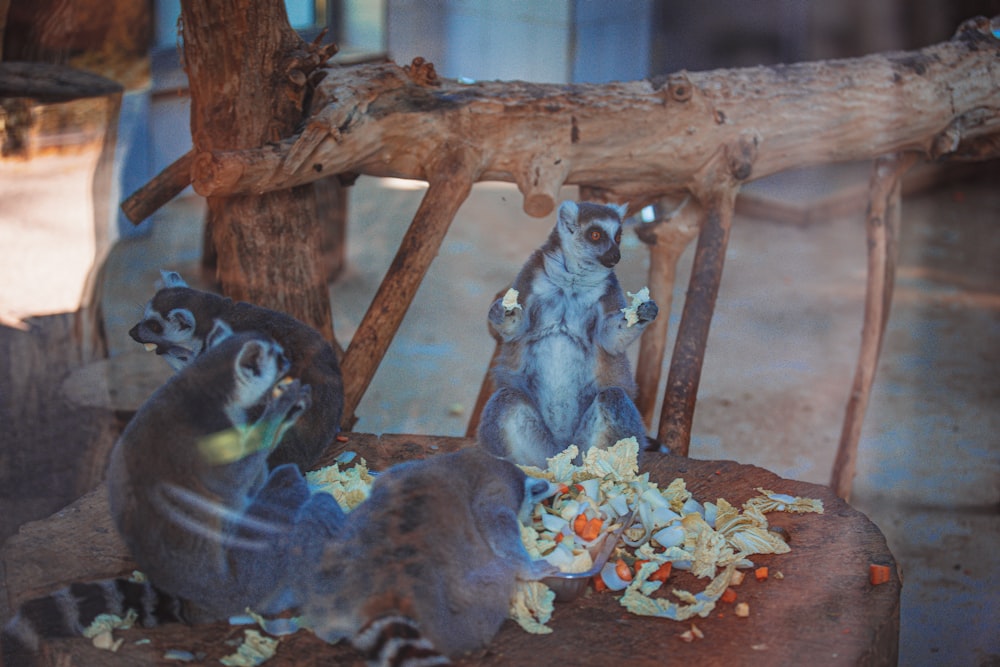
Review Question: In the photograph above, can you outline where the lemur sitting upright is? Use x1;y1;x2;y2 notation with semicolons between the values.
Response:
477;200;658;468
129;271;344;471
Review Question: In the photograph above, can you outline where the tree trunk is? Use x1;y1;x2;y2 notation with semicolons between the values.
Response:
179;0;337;340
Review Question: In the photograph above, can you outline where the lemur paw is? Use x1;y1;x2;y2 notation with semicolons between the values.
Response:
636;299;659;323
489;299;523;328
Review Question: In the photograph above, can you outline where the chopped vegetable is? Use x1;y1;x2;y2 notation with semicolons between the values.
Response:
734;602;750;618
754;566;769;581
720;588;737;604
219;629;278;666
306;458;375;510
621;287;651;327
580;517;603;541
869;564;891;586
509;581;555;634
502;288;522;311
513;438;823;630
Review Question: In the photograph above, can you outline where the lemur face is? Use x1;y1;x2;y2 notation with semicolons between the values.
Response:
129;291;202;371
557;200;629;270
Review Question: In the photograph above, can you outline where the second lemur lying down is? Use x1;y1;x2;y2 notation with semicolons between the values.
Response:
478;200;658;468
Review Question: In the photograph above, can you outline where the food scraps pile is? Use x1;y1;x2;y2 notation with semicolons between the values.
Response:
510;437;824;634
84;441;822;660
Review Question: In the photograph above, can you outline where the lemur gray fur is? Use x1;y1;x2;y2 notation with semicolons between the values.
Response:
3;446;556;667
129;270;344;471
477;200;658;468
297;447;558;666
2;322;345;666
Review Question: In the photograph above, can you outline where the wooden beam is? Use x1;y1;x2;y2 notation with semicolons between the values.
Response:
339;148;482;427
831;152;918;500
185;18;999;217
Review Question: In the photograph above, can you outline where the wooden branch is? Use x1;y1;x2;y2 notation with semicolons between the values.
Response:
185;18;1000;217
634;199;700;428
830;152;917;500
120;149;194;224
657;152;745;455
339;148;482;427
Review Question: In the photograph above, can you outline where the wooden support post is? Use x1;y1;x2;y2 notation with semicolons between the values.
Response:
339;150;482;428
830;152;917;500
657;182;740;455
634;198;700;429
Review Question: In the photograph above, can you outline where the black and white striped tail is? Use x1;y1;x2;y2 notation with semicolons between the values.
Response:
1;578;187;667
353;615;451;667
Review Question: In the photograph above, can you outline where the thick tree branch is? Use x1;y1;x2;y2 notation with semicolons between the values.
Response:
186;17;1000;217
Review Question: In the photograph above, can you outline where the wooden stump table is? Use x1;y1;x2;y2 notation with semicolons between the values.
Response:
1;434;900;666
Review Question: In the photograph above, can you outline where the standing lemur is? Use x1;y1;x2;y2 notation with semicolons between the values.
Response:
478;200;658;468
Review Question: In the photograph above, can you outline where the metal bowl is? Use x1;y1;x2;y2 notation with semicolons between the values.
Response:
542;511;634;602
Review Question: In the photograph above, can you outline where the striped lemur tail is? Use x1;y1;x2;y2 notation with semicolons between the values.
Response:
1;577;188;667
353;615;452;667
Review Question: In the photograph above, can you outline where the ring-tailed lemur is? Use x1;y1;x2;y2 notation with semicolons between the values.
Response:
128;271;344;471
3;447;555;667
477;200;658;468
298;447;558;665
2;321;345;666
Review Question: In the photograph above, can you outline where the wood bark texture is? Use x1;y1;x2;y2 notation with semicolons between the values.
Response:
830;153;917;499
178;0;338;340
2;436;900;666
190;17;1000;214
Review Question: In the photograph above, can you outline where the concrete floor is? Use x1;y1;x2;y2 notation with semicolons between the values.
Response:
97;166;998;666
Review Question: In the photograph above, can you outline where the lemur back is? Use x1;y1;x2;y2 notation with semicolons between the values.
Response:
298;447;556;665
129;271;344;471
477;201;658;468
3;323;345;665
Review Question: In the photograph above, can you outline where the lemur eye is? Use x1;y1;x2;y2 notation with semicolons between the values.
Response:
614;231;622;244
590;229;602;242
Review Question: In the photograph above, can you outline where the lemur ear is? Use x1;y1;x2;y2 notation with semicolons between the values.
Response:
158;270;188;289
557;200;579;232
613;202;629;221
205;319;234;350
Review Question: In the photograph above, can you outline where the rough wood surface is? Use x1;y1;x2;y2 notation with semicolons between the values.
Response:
2;435;899;666
830;153;917;500
189;18;1000;215
178;0;339;342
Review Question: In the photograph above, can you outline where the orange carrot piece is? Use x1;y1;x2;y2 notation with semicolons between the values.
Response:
615;558;633;582
581;517;604;541
754;566;769;581
593;576;609;592
720;588;737;604
573;513;588;536
650;562;672;582
869;564;891;585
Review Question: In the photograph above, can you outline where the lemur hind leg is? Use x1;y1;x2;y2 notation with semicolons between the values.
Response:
573;387;648;454
478;387;559;468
